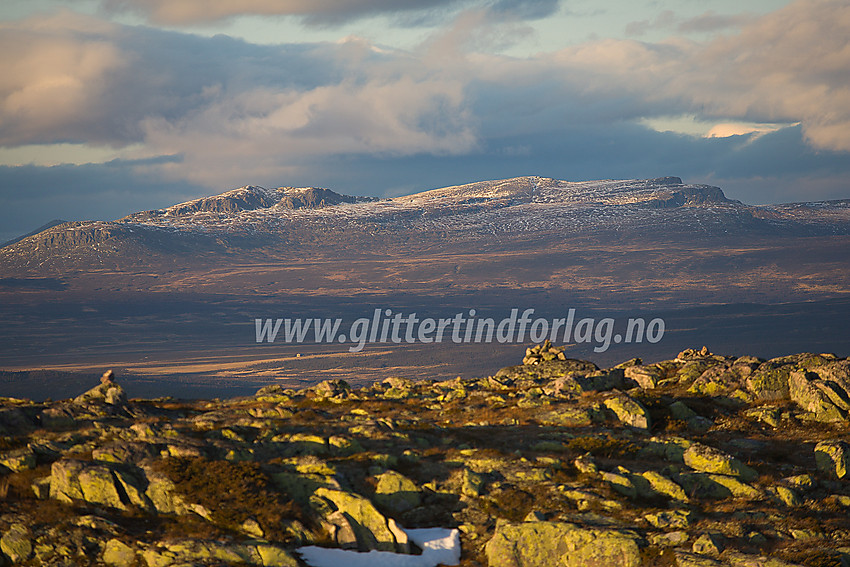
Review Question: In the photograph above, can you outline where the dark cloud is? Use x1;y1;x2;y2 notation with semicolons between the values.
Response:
489;0;561;20
0;159;206;243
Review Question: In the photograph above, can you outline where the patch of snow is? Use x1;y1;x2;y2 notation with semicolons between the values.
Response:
296;526;460;567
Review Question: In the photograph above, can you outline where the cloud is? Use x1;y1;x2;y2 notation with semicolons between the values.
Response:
0;158;206;243
676;11;757;33
1;0;848;199
670;0;850;151
97;0;560;25
624;10;676;37
705;123;783;138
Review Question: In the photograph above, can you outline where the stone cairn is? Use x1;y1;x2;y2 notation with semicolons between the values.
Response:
522;339;567;365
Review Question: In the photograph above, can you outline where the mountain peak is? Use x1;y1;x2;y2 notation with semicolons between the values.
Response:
121;185;376;223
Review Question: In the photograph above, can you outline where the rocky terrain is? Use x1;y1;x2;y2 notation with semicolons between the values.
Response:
2;345;850;566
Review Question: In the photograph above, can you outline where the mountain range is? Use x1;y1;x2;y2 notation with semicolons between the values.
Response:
3;176;850;272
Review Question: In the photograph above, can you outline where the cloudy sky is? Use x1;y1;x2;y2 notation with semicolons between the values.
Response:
1;0;848;242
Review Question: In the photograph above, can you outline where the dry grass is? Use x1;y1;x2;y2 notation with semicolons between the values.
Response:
153;457;305;542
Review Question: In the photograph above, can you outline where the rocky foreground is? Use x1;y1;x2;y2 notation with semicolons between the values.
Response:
2;345;850;566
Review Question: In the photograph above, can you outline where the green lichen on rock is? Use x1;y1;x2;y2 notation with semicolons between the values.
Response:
314;487;407;552
373;470;421;512
788;370;847;422
683;443;757;481
484;519;642;567
5;350;850;565
102;539;136;567
603;393;651;430
0;523;32;563
815;440;850;479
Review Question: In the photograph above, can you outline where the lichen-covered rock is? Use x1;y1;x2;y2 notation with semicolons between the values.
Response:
374;470;421;512
639;470;688;501
746;359;797;400
0;406;33;435
462;468;485;497
707;474;761;499
0;523;32;563
256;544;300;566
692;532;724;556
788;370;848;422
484;520;642;567
746;354;836;401
313;487;408;552
603;393;651;429
495;359;599;383
73;370;128;411
39;406;76;429
669;401;697;421
313;379;351;399
601;471;637;498
770;485;803;507
644;509;691;528
102;539;137;567
141;465;193;515
674;472;734;499
683;444;757;481
624;364;662;389
50;459;127;509
140;539;299;567
0;447;36;473
815;440;850;479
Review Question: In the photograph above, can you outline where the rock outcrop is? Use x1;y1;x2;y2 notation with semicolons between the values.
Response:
2;348;850;566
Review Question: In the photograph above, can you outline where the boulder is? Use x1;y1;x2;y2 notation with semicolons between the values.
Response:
692;533;724;556
603;393;651;430
601;471;637;498
374;470;421;512
644;509;691;528
746;365;791;401
0;524;32;563
0;447;36;473
639;470;688;501
102;539;137;567
461;468;485;497
683;444;757;481
313;487;409;552
815;440;850;479
50;459;151;512
313;380;351;399
770;485;803;507
624;365;662;389
746;354;836;401
484;519;642;567
673;473;733;500
788;370;848;422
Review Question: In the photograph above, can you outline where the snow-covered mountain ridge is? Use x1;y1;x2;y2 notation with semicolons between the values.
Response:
3;176;849;271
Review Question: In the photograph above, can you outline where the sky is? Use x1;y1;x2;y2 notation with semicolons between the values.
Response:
1;0;849;242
